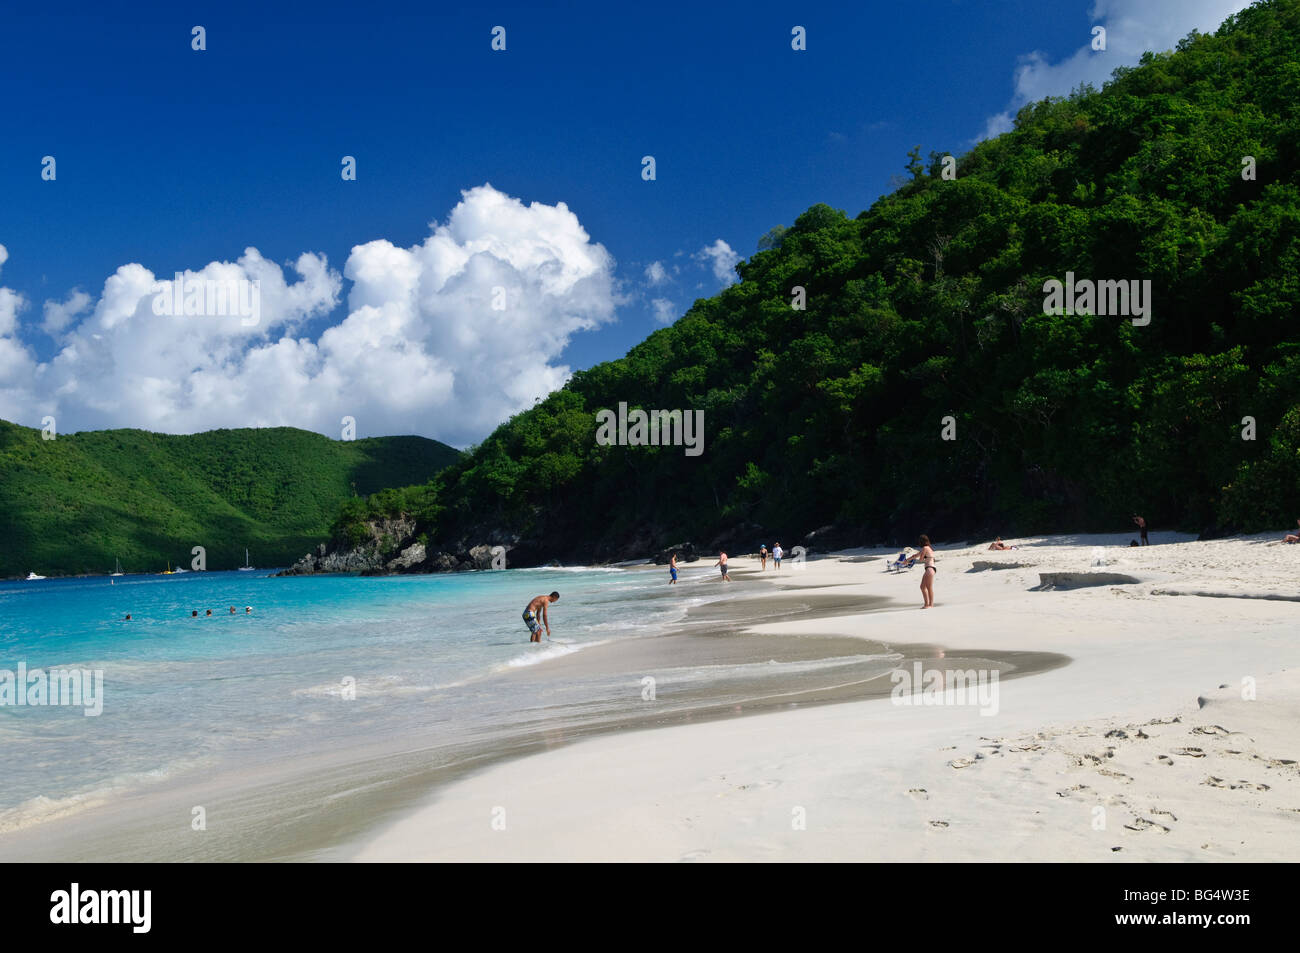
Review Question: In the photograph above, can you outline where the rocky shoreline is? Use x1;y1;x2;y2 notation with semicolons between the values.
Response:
272;516;865;578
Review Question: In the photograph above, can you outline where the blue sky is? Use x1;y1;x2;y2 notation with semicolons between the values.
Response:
0;0;1252;445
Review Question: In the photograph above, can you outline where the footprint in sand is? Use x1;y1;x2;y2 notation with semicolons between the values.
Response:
1251;755;1299;771
949;757;977;769
928;820;949;828
1203;776;1271;792
1149;808;1178;822
908;788;930;800
1124;816;1171;834
1097;768;1132;781
679;849;710;862
1172;747;1207;758
1192;725;1231;736
1156;754;1174;766
1056;784;1091;798
736;779;782;791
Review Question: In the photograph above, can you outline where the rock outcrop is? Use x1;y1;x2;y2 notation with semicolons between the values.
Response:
276;515;522;576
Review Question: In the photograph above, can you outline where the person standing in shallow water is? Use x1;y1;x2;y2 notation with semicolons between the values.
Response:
522;592;559;643
669;553;679;584
906;535;937;609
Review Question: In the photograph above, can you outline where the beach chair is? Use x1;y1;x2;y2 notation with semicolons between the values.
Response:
886;553;913;573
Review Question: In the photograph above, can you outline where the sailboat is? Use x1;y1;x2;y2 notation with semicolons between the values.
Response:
159;561;174;575
111;558;124;577
238;548;256;572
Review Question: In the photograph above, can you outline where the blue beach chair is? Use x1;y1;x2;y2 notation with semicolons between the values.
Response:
886;552;913;573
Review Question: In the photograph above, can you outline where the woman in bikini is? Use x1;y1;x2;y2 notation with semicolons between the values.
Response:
907;534;936;608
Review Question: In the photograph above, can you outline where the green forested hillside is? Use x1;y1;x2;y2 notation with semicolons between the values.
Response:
0;422;461;576
331;0;1300;564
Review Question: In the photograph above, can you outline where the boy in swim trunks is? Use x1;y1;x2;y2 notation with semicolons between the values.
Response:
714;552;730;581
669;553;679;584
523;592;559;642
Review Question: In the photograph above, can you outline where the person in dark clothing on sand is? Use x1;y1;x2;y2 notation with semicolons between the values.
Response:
1132;514;1149;546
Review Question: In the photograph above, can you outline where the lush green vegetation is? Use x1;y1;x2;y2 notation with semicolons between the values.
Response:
0;422;461;576
335;0;1300;561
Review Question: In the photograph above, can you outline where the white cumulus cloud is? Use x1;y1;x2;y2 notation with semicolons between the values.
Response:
978;0;1253;141
650;298;678;324
696;239;740;287
42;290;93;336
0;184;618;446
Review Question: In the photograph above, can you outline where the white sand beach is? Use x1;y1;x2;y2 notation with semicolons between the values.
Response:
353;532;1300;862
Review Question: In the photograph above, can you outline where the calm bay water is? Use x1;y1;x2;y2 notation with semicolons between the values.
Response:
0;565;693;832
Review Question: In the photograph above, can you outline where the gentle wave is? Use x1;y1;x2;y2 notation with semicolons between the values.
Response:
0;757;210;834
494;639;609;671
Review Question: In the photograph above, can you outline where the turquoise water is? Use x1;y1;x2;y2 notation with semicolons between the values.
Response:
0;565;694;832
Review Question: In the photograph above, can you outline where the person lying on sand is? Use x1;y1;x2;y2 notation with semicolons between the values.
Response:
523;592;559;643
1284;519;1300;544
987;537;1018;551
906;535;936;608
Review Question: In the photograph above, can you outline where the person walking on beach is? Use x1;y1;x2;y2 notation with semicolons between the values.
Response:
714;552;731;582
523;592;559;643
1132;514;1149;545
906;535;937;609
759;545;768;570
669;552;679;584
772;542;783;570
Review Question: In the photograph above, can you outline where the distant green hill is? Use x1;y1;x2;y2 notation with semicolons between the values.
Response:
0;422;462;576
327;0;1300;565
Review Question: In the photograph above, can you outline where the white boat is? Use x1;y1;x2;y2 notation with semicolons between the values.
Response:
238;548;256;571
111;558;124;577
25;572;46;581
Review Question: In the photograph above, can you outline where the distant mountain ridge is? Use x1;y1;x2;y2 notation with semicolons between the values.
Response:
308;0;1300;572
0;421;462;577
